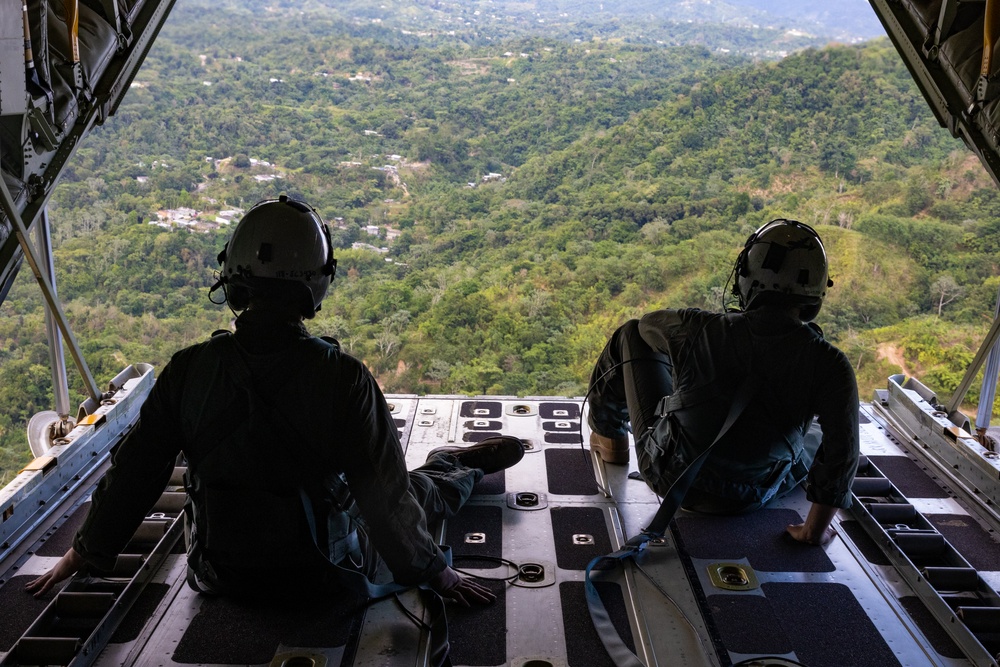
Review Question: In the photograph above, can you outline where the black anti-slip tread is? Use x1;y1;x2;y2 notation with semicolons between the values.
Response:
704;584;900;666
448;579;506;666
674;509;835;572
544;432;584;444
36;502;91;557
840;519;892;565
867;455;951;499
545;448;599;495
899;596;965;659
0;575;67;651
447;504;503;569
172;590;365;663
459;401;502;418
926;513;1000;572
109;583;170;643
539;402;581;420
463;431;502;443
551;506;613;570
762;582;902;667
704;592;793;654
560;581;635;667
472;469;506;495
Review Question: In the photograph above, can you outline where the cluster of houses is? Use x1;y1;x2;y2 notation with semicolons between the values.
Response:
148;207;243;232
149;208;404;258
467;172;505;188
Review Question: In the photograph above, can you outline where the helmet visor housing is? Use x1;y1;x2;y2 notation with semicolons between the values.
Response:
734;219;831;312
221;196;335;318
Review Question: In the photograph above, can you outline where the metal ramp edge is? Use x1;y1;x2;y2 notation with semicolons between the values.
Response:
851;454;1000;666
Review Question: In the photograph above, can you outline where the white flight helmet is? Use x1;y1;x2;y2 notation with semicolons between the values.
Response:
733;218;832;316
216;195;336;318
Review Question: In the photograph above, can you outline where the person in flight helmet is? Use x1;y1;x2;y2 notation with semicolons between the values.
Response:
586;219;859;545
27;195;525;605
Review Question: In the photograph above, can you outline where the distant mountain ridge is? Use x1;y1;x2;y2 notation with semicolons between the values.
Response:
721;0;885;39
203;0;883;53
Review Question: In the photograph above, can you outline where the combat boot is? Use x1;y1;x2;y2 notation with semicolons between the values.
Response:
428;436;525;474
590;432;630;464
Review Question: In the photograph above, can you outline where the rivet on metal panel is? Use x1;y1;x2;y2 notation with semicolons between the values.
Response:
417;419;434;427
518;563;544;582
515;492;539;507
465;532;486;544
572;534;594;546
420;407;437;415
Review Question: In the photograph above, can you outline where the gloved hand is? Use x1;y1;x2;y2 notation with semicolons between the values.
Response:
427;566;495;607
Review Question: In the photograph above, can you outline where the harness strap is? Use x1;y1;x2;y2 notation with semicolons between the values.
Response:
654;384;718;417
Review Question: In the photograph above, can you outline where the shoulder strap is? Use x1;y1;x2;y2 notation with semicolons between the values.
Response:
586;315;757;665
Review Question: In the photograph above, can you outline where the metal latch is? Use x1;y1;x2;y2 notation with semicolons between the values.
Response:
507;492;548;510
708;562;759;591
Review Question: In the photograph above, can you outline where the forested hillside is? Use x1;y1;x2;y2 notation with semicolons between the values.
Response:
0;3;996;482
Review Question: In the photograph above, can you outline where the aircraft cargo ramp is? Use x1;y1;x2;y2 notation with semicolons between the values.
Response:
3;377;1000;667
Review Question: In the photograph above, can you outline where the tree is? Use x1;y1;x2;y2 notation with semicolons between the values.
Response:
931;275;964;317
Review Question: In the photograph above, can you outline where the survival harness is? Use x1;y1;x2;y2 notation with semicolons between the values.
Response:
185;332;453;666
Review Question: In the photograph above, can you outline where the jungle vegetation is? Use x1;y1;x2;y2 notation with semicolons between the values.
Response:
1;2;996;482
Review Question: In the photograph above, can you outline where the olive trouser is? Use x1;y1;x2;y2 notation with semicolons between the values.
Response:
586;319;819;514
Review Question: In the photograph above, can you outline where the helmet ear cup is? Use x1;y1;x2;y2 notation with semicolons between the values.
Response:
798;302;822;322
731;230;759;309
226;284;251;311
